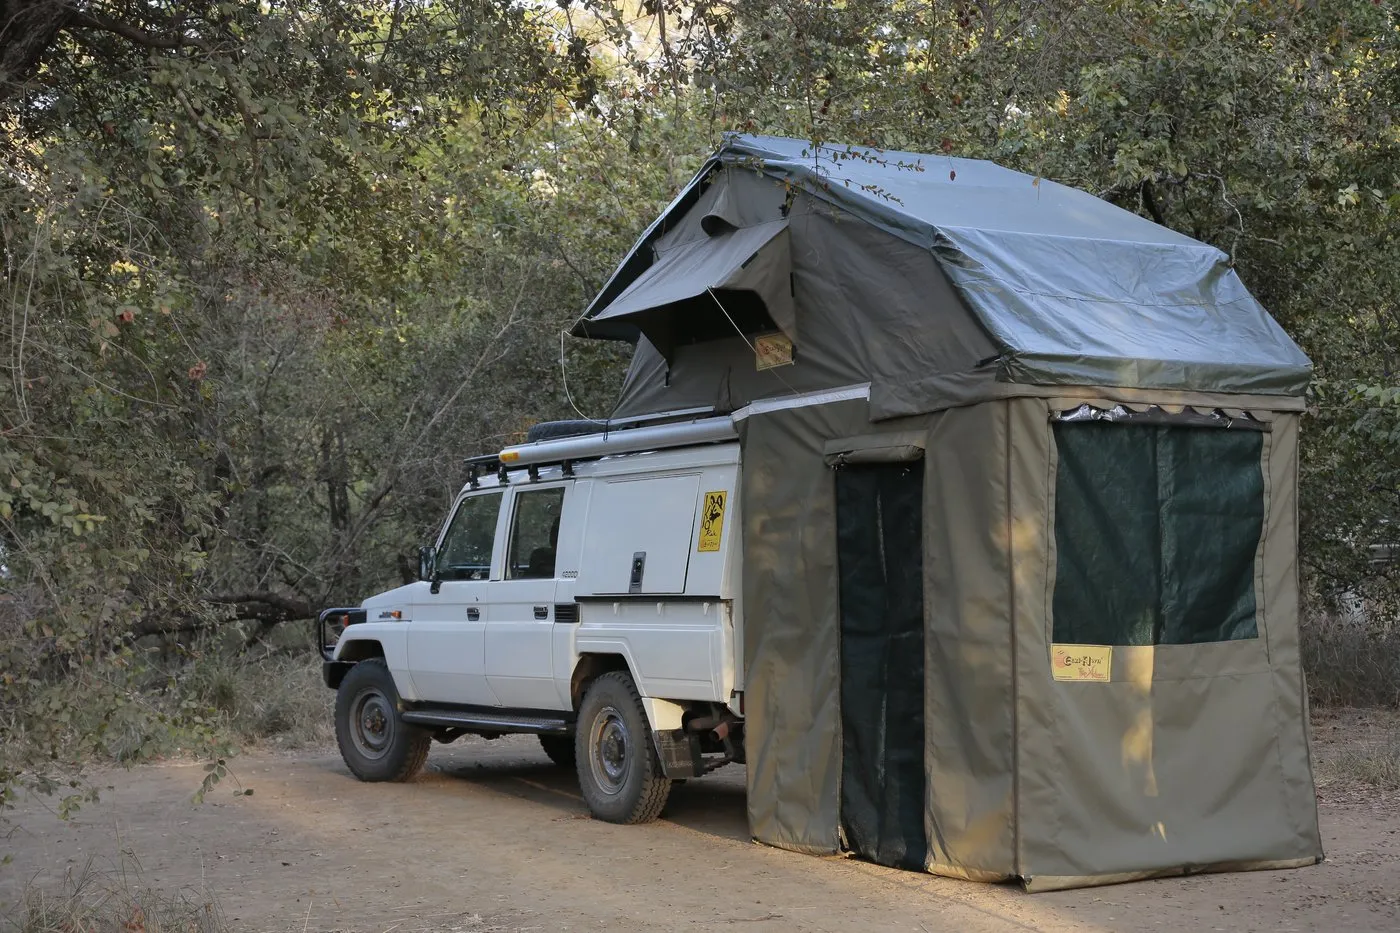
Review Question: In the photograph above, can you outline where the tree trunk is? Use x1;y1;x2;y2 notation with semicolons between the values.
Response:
0;1;72;102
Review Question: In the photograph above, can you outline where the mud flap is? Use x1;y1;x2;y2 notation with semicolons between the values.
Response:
655;728;703;778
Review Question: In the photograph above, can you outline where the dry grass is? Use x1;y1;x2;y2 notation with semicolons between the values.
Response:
1302;615;1400;708
1302;615;1400;790
1310;706;1400;792
10;859;227;933
1331;731;1400;790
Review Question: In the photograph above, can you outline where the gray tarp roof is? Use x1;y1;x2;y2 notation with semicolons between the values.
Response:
572;134;1311;398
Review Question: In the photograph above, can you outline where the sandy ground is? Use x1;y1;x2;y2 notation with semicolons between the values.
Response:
3;715;1398;933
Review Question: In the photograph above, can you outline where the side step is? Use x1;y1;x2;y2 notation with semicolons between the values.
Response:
401;708;571;735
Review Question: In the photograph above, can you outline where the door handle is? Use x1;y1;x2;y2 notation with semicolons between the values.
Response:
533;606;549;620
467;607;480;621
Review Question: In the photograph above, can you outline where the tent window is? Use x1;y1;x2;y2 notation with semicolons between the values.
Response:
1051;422;1264;646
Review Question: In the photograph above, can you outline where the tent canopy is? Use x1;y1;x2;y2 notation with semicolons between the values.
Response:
578;218;794;355
571;134;1311;404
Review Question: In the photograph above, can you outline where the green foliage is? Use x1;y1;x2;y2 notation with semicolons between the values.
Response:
0;1;664;809
3;1;1400;821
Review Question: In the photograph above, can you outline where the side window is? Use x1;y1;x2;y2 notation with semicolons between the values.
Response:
1052;422;1265;646
506;487;567;580
437;492;503;581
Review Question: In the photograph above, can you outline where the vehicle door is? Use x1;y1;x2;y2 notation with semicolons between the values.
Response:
483;482;570;710
407;488;504;706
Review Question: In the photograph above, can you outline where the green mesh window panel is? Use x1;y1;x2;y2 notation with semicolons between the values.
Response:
836;461;927;870
1052;422;1264;646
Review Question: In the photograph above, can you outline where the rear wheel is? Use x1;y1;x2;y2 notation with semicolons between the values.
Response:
575;672;671;824
334;659;430;782
538;734;576;768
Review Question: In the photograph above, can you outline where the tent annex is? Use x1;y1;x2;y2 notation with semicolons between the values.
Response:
572;134;1322;891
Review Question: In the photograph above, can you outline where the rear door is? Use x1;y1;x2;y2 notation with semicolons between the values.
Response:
408;488;504;706
483;482;571;710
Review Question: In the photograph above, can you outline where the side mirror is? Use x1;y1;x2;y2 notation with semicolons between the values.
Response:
417;545;437;583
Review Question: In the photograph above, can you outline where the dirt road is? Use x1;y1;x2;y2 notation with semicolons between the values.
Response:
4;734;1398;932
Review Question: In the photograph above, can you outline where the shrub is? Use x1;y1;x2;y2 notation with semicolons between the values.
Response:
1302;615;1400;709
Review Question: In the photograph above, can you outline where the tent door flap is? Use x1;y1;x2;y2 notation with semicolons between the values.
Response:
836;461;928;871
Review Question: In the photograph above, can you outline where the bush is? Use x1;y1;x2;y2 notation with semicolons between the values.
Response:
174;645;332;750
1302;615;1400;709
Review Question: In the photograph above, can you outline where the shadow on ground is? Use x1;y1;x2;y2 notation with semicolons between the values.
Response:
311;733;754;844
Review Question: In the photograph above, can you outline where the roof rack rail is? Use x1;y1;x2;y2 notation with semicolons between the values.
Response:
460;407;731;486
500;415;737;469
463;453;500;489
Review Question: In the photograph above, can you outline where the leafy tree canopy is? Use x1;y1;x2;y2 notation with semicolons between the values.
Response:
1;0;1397;811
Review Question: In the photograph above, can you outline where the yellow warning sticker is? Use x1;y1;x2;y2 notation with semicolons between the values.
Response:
697;490;727;552
1051;644;1113;682
754;332;793;370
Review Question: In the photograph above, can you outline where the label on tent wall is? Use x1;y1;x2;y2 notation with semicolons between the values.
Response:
697;491;727;552
1051;644;1113;682
754;332;794;370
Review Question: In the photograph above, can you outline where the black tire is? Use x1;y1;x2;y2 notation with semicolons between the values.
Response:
538;734;577;768
575;671;672;824
334;659;430;782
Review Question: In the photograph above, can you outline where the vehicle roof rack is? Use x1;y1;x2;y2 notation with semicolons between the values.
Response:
463;453;500;488
499;414;737;469
461;406;732;486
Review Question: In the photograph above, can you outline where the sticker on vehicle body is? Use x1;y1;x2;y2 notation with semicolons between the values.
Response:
698;491;727;552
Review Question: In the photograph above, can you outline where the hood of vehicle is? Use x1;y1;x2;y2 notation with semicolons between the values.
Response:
359;582;424;620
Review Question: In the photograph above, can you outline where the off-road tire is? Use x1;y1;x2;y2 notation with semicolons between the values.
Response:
575;671;672;824
538;734;577;768
335;658;430;782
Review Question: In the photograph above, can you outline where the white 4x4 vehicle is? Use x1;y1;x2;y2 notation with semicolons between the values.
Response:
319;415;744;823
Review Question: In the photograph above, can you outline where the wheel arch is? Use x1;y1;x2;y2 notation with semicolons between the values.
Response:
338;640;386;663
570;652;632;710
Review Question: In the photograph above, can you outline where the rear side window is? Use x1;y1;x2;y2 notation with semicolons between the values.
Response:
1052;422;1264;646
438;492;502;581
507;487;566;579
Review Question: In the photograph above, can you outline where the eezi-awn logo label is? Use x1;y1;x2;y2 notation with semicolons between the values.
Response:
1051;644;1112;682
754;332;793;370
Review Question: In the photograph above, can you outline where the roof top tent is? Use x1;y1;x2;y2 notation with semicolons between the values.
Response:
571;133;1321;891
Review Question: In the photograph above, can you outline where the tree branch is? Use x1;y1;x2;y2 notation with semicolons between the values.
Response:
205;591;316;621
1139;179;1166;226
65;8;205;51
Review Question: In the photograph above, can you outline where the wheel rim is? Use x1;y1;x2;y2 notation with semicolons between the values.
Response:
350;687;394;760
588;705;631;796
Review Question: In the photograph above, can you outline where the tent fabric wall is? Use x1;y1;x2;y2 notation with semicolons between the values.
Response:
739;395;1321;888
921;403;1018;881
739;400;868;854
1008;399;1322;890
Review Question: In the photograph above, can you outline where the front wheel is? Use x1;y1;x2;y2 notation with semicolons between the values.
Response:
334;658;430;782
575;672;672;824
